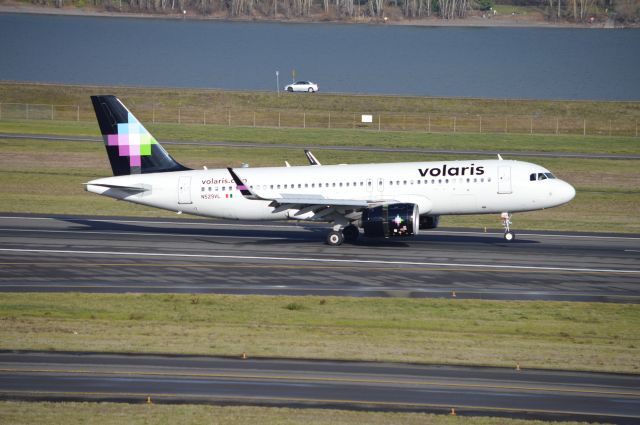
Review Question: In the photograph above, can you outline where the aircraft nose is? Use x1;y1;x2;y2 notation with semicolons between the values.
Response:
559;180;576;204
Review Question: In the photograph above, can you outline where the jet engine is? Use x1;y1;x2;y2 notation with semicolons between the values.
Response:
361;203;419;238
419;215;440;230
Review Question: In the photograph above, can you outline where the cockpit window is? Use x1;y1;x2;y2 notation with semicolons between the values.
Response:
530;172;557;181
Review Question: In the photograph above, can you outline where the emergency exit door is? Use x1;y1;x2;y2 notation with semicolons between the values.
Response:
498;166;512;194
178;176;192;204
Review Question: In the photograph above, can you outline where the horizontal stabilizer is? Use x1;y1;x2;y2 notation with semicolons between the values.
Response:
84;183;149;193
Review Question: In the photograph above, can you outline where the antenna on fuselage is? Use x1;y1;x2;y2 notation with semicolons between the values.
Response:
497;154;504;160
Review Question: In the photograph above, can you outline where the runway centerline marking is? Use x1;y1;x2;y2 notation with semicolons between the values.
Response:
2;368;639;398
0;248;638;274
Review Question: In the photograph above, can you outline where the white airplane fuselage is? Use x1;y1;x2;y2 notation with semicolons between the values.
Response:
86;159;576;222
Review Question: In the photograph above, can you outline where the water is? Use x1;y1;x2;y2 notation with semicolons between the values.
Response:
1;13;639;100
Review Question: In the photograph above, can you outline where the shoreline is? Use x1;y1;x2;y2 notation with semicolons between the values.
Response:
0;2;624;29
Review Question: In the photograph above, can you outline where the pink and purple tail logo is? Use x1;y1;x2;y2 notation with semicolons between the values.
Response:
107;113;157;167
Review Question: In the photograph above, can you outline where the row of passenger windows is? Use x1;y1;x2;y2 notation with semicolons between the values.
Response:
530;172;556;181
201;177;491;192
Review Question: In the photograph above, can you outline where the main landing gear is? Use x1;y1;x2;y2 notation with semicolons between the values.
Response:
326;224;359;246
501;212;515;241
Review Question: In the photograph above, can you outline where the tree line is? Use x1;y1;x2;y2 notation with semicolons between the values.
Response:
32;0;639;23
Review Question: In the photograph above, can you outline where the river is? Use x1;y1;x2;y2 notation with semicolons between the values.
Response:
1;13;639;100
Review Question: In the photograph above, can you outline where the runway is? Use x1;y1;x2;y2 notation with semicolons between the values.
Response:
1;214;639;302
1;351;638;423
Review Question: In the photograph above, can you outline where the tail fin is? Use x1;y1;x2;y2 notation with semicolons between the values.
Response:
90;95;189;176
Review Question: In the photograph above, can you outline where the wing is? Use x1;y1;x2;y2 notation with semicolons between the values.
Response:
227;167;389;219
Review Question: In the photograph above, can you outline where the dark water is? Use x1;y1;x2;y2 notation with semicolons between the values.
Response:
1;13;639;100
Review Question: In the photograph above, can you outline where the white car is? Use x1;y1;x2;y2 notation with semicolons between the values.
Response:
285;81;319;93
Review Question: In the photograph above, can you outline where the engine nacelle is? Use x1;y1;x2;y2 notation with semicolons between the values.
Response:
361;203;419;238
419;215;440;230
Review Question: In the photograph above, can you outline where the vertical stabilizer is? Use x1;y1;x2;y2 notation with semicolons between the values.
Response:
90;95;189;176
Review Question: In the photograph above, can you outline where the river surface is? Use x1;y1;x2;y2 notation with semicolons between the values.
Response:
1;13;639;100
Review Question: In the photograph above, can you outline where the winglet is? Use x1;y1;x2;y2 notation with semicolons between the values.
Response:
227;167;259;199
304;150;322;166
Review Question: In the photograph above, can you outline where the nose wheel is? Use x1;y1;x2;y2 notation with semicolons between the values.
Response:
501;212;515;241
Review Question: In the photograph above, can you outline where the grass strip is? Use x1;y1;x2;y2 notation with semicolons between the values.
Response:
2;119;640;156
0;401;607;425
1;293;638;373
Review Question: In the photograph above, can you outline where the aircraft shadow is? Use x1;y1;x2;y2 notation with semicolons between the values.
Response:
57;216;539;248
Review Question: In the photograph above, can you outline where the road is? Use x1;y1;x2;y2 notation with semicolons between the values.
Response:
1;214;638;302
0;351;638;424
1;133;638;160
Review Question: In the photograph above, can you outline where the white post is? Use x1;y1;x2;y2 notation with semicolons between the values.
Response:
428;114;431;133
228;109;231;126
505;116;508;133
328;112;331;129
303;112;306;129
556;117;559;135
51;104;54;120
153;105;156;123
278;112;281;128
530;116;533;135
253;112;256;127
77;105;79;122
378;114;381;132
583;119;586;136
479;115;482;133
178;107;181;124
609;119;612;136
453;116;456;133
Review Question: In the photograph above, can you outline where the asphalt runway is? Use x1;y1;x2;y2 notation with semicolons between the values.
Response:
1;351;638;423
1;214;639;302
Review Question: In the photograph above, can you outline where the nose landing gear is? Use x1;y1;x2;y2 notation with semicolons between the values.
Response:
501;212;515;241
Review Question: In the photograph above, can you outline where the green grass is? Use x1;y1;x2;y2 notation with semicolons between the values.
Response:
0;401;607;425
1;293;638;373
2;118;640;155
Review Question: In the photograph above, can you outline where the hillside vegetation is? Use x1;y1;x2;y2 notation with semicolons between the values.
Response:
14;0;640;25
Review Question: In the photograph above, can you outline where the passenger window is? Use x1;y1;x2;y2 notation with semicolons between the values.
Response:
312;183;315;188
222;186;225;191
389;181;393;186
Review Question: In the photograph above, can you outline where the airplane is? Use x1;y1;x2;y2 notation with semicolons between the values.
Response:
86;95;576;246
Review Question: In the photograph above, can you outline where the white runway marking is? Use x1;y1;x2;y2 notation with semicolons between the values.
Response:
0;248;638;274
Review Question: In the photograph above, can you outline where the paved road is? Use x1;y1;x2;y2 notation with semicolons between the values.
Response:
0;351;638;423
2;133;638;160
0;214;638;302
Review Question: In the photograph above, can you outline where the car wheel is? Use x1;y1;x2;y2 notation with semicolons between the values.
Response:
287;87;293;92
308;87;314;93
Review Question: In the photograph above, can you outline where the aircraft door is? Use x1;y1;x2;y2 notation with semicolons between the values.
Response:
498;166;512;194
178;176;192;204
